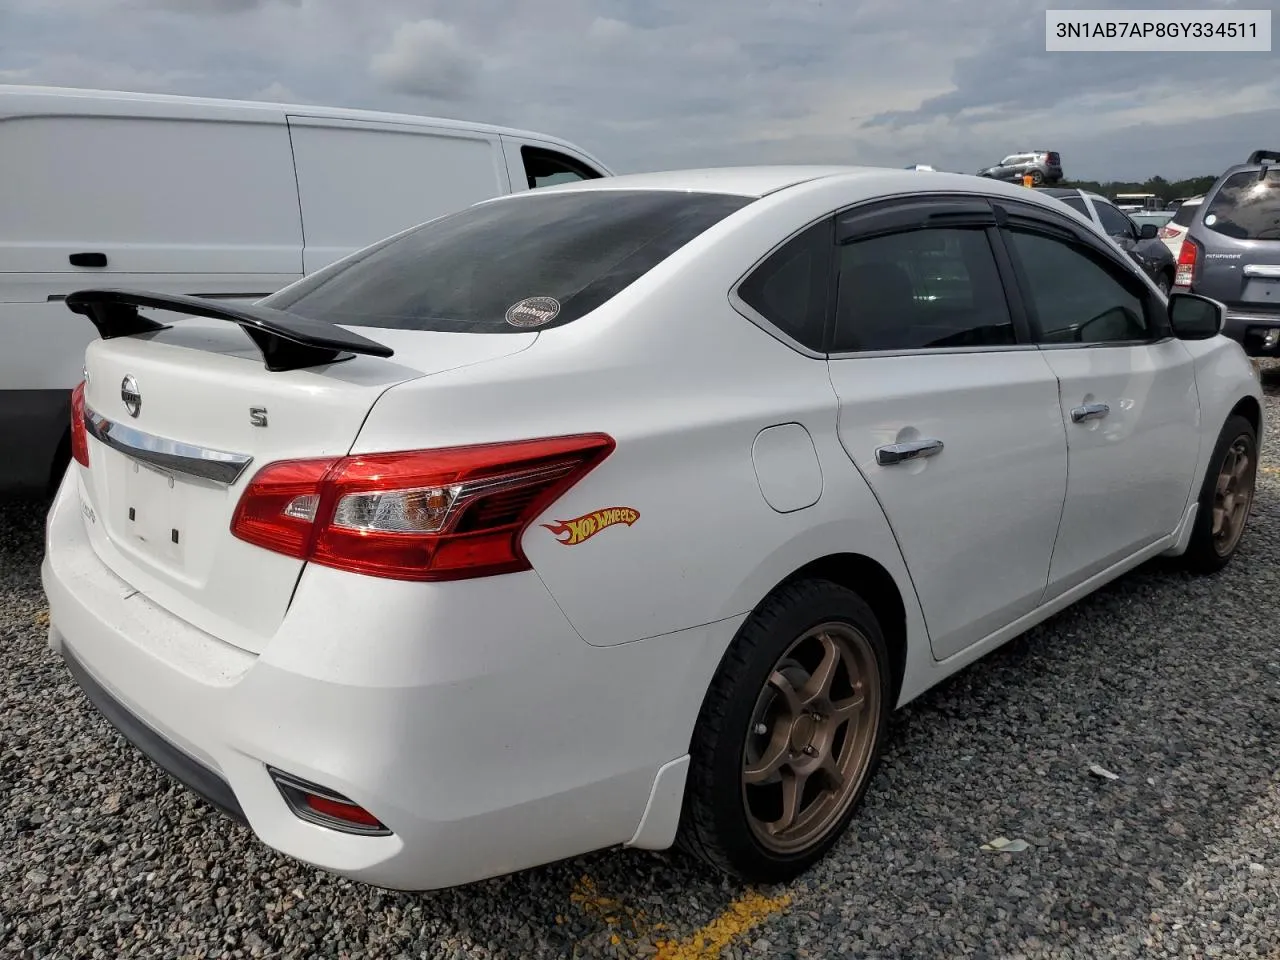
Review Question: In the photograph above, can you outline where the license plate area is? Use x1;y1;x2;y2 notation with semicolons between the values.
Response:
121;457;184;566
1242;277;1280;304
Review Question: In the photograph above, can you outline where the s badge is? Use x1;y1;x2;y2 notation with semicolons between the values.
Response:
543;507;639;546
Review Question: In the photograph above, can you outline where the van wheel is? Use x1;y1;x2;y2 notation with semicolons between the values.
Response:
1180;414;1257;573
676;579;890;883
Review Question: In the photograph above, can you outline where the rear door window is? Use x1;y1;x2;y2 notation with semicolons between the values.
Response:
1203;170;1280;240
1057;195;1089;217
264;190;751;332
832;227;1015;352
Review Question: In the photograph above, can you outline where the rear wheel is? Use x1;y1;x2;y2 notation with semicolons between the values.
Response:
1030;170;1044;185
1180;414;1257;573
677;579;890;883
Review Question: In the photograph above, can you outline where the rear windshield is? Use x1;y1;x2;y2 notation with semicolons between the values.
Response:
263;190;753;333
1169;202;1201;227
1057;195;1088;216
1203;170;1280;241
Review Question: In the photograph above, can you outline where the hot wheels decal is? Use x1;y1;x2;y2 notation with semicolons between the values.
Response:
543;507;640;546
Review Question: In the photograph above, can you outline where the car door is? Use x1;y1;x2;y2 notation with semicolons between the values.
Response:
825;197;1068;661
995;201;1202;599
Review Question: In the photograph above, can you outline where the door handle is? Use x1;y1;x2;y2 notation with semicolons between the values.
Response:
1070;402;1110;423
876;438;944;466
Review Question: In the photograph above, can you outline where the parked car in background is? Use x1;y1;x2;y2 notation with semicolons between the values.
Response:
1158;196;1203;259
1176;150;1280;355
1131;211;1175;230
977;151;1063;185
45;167;1260;892
1037;187;1176;293
0;85;612;495
1114;193;1164;213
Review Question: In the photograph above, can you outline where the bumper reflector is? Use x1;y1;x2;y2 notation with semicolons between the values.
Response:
268;767;391;836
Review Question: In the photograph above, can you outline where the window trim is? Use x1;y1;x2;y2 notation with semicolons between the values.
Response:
727;214;835;359
995;203;1171;349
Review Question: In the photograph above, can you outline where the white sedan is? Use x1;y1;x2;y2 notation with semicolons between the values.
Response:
43;166;1262;891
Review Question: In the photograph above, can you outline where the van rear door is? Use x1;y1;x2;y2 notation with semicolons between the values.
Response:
286;117;511;273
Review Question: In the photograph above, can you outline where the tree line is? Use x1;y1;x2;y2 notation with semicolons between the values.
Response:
1057;174;1220;202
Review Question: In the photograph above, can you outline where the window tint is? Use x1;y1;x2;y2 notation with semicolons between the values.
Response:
1006;229;1151;344
1203;170;1280;240
1058;195;1089;216
1169;202;1201;227
264;190;751;333
1093;201;1135;238
521;146;603;189
736;219;833;351
832;228;1015;352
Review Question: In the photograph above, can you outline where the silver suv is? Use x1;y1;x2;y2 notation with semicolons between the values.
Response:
1177;150;1280;354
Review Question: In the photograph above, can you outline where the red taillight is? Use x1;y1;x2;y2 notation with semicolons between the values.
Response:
1175;237;1199;288
1158;225;1180;240
70;381;89;467
230;433;615;581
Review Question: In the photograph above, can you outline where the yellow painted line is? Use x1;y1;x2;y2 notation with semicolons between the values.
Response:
653;889;793;960
1261;466;1280;476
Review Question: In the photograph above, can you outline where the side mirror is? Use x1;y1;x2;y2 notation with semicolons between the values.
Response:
1167;292;1224;340
1139;223;1159;240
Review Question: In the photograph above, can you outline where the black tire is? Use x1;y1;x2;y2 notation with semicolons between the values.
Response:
676;578;891;883
1030;170;1044;185
1180;414;1257;573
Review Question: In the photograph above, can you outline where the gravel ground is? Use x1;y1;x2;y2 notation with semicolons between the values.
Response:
4;374;1280;959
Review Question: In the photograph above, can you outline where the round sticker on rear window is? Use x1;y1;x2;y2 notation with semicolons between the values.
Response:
1204;214;1218;226
505;297;561;328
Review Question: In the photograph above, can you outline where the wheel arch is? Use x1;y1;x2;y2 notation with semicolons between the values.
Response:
763;552;909;706
1230;394;1262;439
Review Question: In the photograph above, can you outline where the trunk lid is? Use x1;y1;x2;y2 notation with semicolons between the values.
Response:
78;318;535;653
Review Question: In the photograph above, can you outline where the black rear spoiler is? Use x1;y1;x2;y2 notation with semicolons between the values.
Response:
65;289;394;373
1248;149;1280;165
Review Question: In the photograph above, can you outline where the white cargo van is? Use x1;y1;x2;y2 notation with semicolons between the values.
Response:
0;85;612;494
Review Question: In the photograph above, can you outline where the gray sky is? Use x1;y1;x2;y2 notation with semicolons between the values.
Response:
1;0;1276;181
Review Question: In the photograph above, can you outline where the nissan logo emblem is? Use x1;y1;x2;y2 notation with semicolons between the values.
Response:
121;375;141;418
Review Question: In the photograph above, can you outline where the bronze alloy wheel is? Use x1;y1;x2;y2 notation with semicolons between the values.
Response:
1212;433;1256;557
741;622;881;854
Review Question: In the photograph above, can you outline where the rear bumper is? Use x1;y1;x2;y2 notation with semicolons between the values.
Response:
1222;312;1280;355
60;644;247;823
42;471;724;890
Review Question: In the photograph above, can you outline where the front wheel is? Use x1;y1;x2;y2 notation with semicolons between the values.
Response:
676;579;891;883
1180;414;1257;573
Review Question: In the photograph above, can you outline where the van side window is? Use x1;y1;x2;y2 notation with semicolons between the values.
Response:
521;146;603;189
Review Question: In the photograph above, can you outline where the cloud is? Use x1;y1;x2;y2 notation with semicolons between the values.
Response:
251;80;299;102
369;19;479;100
0;0;1274;181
